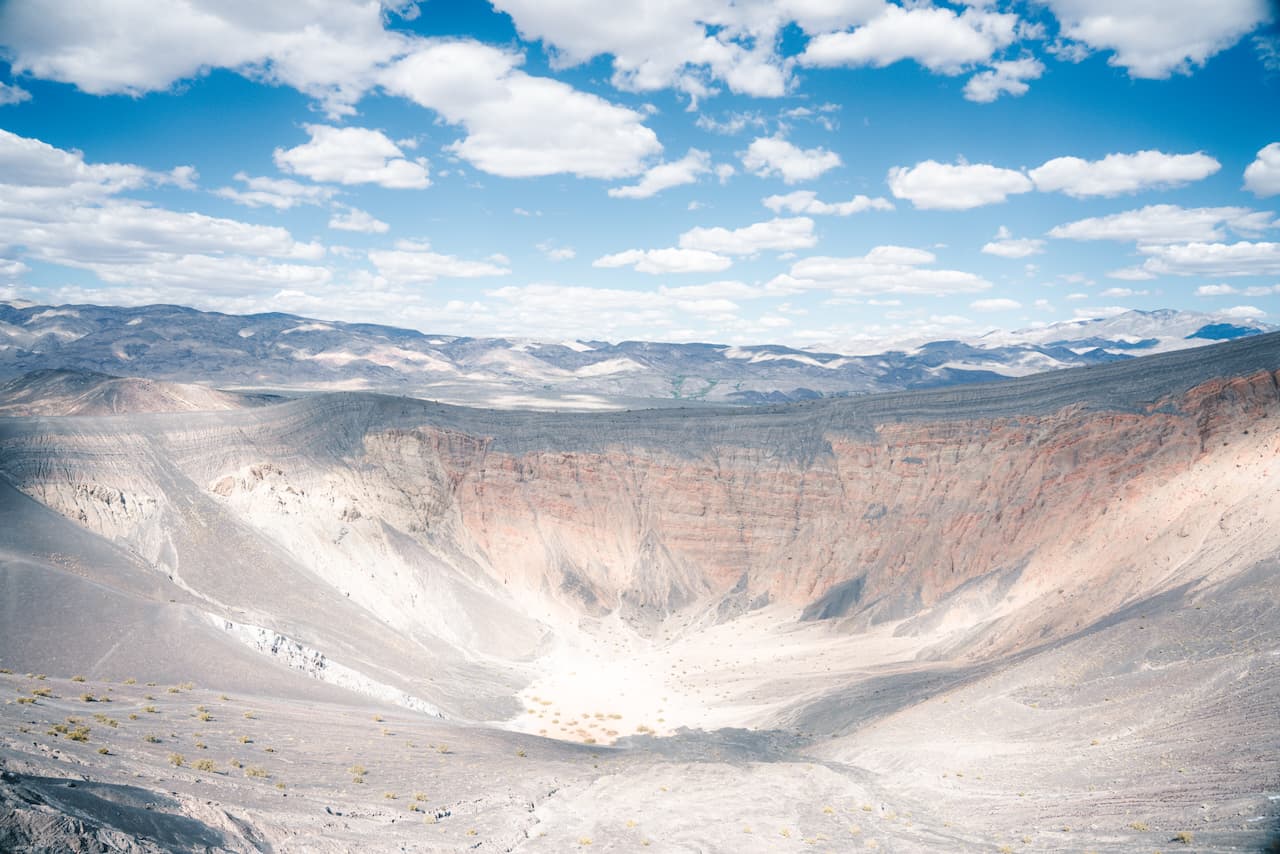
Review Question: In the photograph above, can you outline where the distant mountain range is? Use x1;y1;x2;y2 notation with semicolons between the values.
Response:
0;300;1270;408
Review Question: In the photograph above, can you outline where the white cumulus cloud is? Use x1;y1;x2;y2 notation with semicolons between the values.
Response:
678;217;817;255
1218;304;1266;318
593;247;733;275
1028;150;1220;197
1136;241;1280;277
762;190;893;215
1244;142;1280;197
381;39;660;179
329;206;389;234
369;242;511;284
0;81;31;105
964;57;1044;103
0;0;410;117
970;297;1022;311
768;245;991;296
275;125;429;189
800;5;1020;74
608;149;711;199
215;173;335;210
742;135;841;184
981;226;1045;258
1043;0;1271;79
1048;204;1275;244
887;160;1034;210
537;242;577;261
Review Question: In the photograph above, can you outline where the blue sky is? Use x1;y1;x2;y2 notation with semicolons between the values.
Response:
0;0;1278;350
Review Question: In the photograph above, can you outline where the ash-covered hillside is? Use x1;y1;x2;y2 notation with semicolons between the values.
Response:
1;300;1268;407
1;330;1278;851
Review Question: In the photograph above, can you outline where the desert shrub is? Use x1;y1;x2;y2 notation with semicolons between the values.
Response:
244;765;269;778
193;759;217;772
168;753;184;766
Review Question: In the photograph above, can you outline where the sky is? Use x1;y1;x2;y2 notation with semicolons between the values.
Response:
0;0;1278;352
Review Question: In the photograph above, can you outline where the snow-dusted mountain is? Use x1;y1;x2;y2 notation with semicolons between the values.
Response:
979;308;1271;354
0;301;1270;407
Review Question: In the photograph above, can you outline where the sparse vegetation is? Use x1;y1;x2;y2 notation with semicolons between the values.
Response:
193;759;217;772
1129;821;1149;831
1174;831;1194;844
144;734;161;743
97;747;109;755
244;765;269;778
169;752;184;766
71;675;86;682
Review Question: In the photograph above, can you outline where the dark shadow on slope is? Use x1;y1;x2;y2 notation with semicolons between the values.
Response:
613;726;804;762
781;567;1263;742
0;768;231;852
